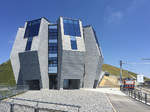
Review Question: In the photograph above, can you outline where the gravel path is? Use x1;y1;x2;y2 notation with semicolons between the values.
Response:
3;89;114;112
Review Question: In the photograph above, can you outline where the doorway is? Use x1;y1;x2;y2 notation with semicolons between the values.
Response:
63;79;80;89
26;80;40;90
93;80;98;88
49;75;57;89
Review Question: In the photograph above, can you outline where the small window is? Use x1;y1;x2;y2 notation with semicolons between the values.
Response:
48;43;58;53
48;57;57;67
70;36;77;50
25;37;33;51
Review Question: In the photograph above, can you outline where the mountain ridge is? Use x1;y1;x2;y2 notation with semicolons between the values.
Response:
102;64;150;81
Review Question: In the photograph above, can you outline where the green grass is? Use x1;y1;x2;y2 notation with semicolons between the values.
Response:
0;60;150;86
102;64;150;81
0;60;16;86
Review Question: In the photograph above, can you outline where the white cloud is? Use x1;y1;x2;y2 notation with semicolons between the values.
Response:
104;6;123;24
104;0;148;24
127;0;148;13
107;11;123;24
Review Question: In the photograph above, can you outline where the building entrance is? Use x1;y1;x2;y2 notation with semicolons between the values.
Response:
63;79;80;89
49;75;57;89
93;80;98;88
26;80;40;90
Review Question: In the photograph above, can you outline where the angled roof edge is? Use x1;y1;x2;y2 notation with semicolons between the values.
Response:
25;17;50;23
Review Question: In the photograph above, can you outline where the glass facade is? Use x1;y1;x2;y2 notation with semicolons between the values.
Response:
24;19;41;38
48;25;58;73
48;57;57;67
48;43;57;54
70;36;77;50
63;19;81;37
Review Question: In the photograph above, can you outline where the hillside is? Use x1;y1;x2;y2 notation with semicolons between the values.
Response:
0;60;16;86
102;64;150;81
0;61;150;86
99;75;119;87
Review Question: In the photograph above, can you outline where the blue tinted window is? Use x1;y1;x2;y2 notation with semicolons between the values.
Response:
49;30;58;39
49;29;57;33
74;21;80;36
63;19;81;36
70;36;77;50
24;19;41;38
48;43;57;53
25;37;33;51
48;25;58;73
48;57;57;67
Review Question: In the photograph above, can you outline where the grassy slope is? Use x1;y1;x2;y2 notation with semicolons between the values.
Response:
0;60;150;86
99;75;119;87
102;64;150;81
0;60;16;86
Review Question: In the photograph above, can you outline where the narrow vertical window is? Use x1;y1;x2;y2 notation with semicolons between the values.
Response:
48;24;58;73
25;37;33;51
70;36;77;50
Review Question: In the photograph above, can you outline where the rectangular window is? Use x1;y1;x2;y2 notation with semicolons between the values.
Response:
49;29;57;33
48;67;57;74
48;43;58;53
25;37;33;51
49;35;57;40
24;19;41;38
74;20;81;36
48;57;57;67
70;36;77;50
49;39;57;43
63;19;81;37
48;53;57;58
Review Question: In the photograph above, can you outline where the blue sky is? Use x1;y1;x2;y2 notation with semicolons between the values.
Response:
0;0;150;78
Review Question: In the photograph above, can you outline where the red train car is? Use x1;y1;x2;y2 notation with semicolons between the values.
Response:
122;78;135;90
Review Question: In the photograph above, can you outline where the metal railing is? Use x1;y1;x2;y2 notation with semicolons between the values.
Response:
0;85;81;112
0;98;81;112
0;100;65;112
0;85;28;100
121;88;150;106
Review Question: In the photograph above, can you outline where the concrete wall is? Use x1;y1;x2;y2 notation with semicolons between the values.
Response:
83;26;103;88
59;17;85;51
60;50;85;88
58;17;85;88
10;26;27;84
10;18;50;89
36;18;49;89
57;19;63;89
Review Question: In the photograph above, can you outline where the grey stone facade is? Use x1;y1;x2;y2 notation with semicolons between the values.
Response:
59;50;85;88
83;26;103;88
10;18;49;89
10;17;103;90
18;51;41;86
